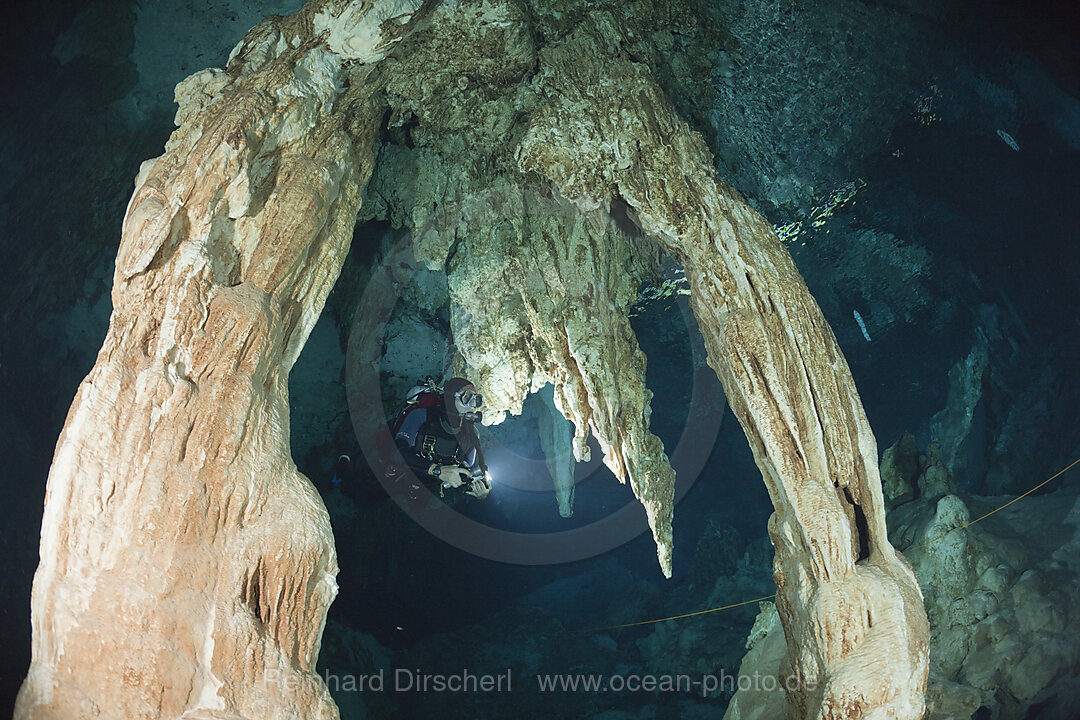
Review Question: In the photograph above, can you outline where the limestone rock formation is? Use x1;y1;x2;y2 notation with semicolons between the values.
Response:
881;430;920;505
724;602;789;720
886;440;1080;718
536;384;576;518
516;15;929;718
358;0;680;575
918;444;958;501
435;186;677;570
353;1;929;711
930;342;989;483
16;1;424;718
21;0;931;716
739;434;1080;718
642;528;775;701
380;262;452;402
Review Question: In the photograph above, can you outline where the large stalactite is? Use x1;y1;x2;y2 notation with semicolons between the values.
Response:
358;0;682;576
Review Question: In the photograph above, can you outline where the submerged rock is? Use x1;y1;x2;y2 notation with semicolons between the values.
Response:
360;0;679;575
536;384;576;518
882;431;921;506
517;14;928;717
886;435;1080;718
930;343;990;485
918;443;958;501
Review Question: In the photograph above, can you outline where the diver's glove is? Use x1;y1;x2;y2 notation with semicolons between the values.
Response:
465;474;492;500
428;463;470;487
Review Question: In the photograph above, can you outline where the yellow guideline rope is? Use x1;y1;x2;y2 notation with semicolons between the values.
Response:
586;457;1080;633
590;594;780;632
907;455;1080;552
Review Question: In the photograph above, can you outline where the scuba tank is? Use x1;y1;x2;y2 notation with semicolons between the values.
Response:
385;376;488;499
389;376;470;468
389;376;442;436
405;375;442;404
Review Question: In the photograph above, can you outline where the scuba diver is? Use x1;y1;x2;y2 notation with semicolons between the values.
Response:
383;376;492;501
330;454;353;489
326;452;389;507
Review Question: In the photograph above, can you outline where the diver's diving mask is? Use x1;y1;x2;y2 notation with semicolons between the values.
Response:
454;387;484;421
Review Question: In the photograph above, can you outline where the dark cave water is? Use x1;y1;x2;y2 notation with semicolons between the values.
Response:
2;0;1079;718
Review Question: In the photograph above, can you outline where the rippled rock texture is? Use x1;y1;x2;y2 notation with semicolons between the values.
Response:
517;15;929;719
16;1;424;717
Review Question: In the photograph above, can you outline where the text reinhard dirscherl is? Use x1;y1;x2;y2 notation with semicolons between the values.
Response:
265;668;814;696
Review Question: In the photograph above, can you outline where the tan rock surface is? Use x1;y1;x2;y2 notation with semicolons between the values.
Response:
517;16;929;718
358;0;680;575
435;184;678;573
16;2;423;718
724;602;789;720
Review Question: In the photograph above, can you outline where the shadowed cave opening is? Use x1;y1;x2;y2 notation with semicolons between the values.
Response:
839;484;872;563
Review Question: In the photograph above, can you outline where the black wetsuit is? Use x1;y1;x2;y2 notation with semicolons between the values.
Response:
391;400;486;489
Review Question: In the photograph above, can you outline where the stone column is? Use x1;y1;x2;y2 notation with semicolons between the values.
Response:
518;17;930;718
16;2;426;718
